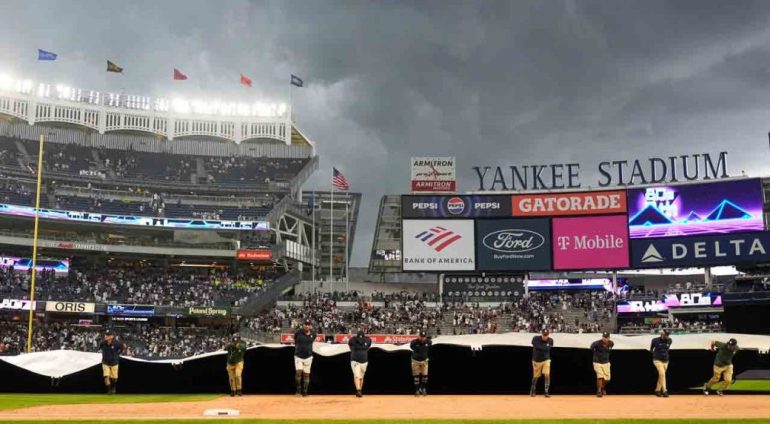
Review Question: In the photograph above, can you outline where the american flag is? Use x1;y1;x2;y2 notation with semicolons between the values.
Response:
332;167;350;191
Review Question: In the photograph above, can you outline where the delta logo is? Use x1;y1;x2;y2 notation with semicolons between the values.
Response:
446;197;466;215
415;226;462;252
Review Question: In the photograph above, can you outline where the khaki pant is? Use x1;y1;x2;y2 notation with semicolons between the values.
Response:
593;362;611;381
102;364;119;380
226;361;244;390
411;359;429;376
706;364;733;391
653;360;669;392
532;360;551;378
351;361;368;379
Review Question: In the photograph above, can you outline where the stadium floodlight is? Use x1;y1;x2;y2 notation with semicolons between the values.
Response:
35;82;49;98
172;98;191;114
0;74;13;91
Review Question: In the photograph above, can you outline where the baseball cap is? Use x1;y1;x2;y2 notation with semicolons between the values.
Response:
357;330;365;337
661;329;670;336
232;334;241;341
419;330;427;337
602;332;611;338
541;329;550;336
104;330;113;336
728;338;738;345
304;320;312;326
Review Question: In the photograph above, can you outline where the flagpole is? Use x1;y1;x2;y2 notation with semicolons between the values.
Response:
345;193;349;293
26;134;45;353
311;191;316;294
329;182;334;292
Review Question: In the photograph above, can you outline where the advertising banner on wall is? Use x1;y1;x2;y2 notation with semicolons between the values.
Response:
0;299;36;310
280;333;326;344
552;215;630;270
627;178;764;239
511;190;627;217
630;231;770;268
45;301;95;314
476;218;552;271
401;195;511;218
410;157;456;192
187;306;230;317
106;304;156;316
235;249;272;261
402;219;475;271
617;293;723;313
334;334;419;344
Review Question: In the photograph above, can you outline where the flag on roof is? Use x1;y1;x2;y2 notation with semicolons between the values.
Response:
332;167;350;191
240;73;252;87
290;74;303;87
38;49;57;61
106;61;123;73
173;68;188;80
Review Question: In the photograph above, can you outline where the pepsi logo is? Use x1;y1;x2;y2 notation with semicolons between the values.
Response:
446;197;466;215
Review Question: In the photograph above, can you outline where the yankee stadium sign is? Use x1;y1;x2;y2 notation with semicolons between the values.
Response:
473;152;728;191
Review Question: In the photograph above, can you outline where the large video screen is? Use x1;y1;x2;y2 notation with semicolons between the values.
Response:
627;179;764;239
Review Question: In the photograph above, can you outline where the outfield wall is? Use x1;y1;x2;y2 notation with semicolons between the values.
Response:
1;333;768;394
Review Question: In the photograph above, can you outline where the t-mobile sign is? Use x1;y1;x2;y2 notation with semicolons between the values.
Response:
552;215;630;270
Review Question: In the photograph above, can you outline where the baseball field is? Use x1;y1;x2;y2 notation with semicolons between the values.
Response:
1;392;770;422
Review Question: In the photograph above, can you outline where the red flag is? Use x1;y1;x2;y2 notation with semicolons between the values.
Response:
240;74;252;87
173;68;188;80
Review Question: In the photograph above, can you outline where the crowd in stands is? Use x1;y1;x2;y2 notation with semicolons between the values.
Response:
0;266;280;308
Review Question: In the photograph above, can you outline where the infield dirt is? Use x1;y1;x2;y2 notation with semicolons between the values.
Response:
0;394;769;420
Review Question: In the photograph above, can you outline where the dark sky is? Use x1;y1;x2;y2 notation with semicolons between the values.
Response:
3;0;770;266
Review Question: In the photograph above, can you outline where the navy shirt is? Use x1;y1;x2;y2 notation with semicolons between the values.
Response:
99;339;124;366
349;335;372;363
294;329;317;359
590;339;614;364
532;336;554;362
410;338;432;361
650;337;672;362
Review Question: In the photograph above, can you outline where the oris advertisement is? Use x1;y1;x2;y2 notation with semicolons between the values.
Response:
630;231;770;268
401;195;511;219
476;218;552;271
552;215;630;270
402;219;475;271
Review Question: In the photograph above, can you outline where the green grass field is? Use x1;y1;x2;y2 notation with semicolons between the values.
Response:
687;379;770;392
0;393;219;411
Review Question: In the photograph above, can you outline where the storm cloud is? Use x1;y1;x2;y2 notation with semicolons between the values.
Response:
2;0;770;265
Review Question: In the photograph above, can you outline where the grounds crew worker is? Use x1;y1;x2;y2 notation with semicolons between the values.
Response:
590;332;614;398
410;330;432;396
704;338;739;396
531;329;553;397
225;334;247;397
349;330;373;398
293;320;317;397
99;330;124;394
650;329;672;397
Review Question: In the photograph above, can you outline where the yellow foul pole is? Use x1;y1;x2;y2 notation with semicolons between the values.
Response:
26;134;45;353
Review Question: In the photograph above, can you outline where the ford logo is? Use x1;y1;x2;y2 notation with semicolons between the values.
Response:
482;229;545;253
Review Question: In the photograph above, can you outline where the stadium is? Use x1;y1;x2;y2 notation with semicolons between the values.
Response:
2;4;770;422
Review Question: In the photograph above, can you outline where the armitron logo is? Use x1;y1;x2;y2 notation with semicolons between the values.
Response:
446;197;465;215
415;226;462;252
482;229;544;253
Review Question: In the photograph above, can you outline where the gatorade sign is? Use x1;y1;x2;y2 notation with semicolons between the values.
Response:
512;190;627;216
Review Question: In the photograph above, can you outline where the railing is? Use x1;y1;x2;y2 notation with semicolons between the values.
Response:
238;271;300;316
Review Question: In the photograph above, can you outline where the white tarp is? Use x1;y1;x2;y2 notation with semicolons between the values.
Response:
2;332;768;378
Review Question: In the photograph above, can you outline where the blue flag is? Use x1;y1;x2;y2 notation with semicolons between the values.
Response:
306;193;314;216
38;49;57;61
